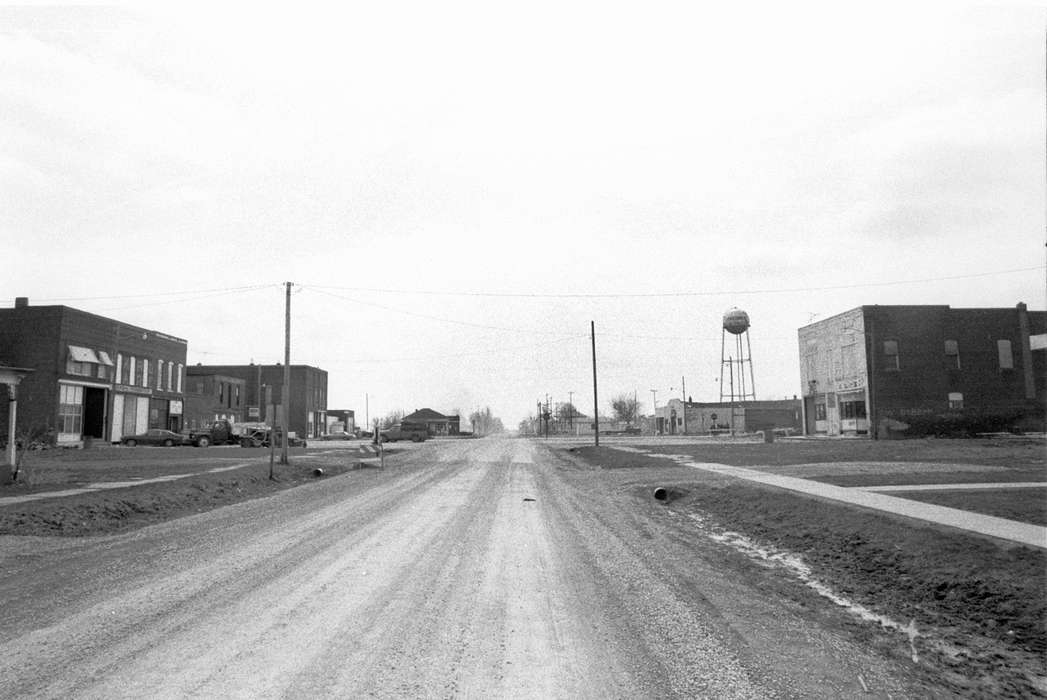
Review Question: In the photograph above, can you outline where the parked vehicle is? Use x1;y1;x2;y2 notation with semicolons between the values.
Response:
186;419;272;447
320;430;353;441
122;429;191;447
379;421;428;443
237;428;306;448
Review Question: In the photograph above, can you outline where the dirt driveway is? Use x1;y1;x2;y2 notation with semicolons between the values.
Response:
0;437;928;698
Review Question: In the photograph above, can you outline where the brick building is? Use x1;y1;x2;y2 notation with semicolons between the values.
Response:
187;364;328;438
0;298;187;445
798;303;1046;437
183;372;248;429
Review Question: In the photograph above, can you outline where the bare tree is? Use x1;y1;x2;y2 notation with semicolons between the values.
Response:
380;409;404;429
468;406;504;436
610;393;642;427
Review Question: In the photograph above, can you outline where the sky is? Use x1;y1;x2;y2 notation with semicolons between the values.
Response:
2;2;1045;429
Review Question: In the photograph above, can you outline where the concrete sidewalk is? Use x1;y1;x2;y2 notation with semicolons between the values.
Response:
611;447;1047;550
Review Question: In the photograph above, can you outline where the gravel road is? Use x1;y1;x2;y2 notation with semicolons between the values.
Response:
0;438;919;698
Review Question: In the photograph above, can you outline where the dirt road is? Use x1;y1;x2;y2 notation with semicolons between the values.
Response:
0;438;920;698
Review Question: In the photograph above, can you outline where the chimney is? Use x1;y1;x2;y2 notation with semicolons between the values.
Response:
14;297;28;308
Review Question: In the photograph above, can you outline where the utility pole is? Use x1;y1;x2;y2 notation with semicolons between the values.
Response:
280;281;291;465
365;393;369;427
591;321;599;447
681;376;687;434
567;390;574;434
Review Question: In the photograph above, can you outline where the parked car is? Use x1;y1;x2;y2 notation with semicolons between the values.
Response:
121;429;191;447
379;421;428;443
320;430;353;441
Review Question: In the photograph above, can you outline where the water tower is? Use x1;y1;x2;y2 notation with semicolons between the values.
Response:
720;307;756;403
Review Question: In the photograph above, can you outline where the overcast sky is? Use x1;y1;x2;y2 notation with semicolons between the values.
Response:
2;2;1044;428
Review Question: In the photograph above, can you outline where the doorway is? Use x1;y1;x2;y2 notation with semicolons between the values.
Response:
83;387;106;439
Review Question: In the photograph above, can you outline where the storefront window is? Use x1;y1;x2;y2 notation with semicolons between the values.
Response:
58;385;83;434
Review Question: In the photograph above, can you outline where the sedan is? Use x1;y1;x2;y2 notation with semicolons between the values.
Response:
121;429;191;447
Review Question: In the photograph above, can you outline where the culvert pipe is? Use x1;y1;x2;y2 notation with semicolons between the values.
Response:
653;487;668;501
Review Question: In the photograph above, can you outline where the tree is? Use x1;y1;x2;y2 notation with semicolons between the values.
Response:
610;393;641;426
380;409;404;429
468;406;504;436
555;402;578;423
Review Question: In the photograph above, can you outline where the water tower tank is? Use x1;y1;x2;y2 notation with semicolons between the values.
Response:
722;308;750;335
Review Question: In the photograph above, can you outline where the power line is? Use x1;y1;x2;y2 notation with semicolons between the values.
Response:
306;265;1043;299
303;287;569;335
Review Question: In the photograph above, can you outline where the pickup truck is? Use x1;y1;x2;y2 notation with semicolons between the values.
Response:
379;422;428;443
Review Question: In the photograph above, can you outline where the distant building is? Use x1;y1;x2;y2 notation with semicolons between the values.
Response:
0;298;187;445
646;398;802;436
187;364;328;438
798;303;1046;437
326;409;356;434
183;372;248;429
403;408;460;435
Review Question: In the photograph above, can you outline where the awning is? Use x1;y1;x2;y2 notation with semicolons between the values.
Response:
1031;334;1047;351
68;345;100;363
96;350;114;366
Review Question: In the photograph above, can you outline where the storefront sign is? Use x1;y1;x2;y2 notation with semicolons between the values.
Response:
837;377;865;391
114;384;153;396
169;399;183;415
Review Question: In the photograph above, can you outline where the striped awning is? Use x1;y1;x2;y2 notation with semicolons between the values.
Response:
68;345;100;363
96;350;114;366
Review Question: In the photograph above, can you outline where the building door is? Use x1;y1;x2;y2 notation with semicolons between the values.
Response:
123;396;138;437
111;394;125;443
83;387;106;439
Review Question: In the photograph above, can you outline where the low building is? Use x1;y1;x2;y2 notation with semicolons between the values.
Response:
647;398;802;435
403;408;460;435
0;298;187;445
798;303;1046;437
326;409;356;435
188;364;328;438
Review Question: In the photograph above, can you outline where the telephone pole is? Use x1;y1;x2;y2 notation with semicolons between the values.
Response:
591;321;599;447
280;281;292;465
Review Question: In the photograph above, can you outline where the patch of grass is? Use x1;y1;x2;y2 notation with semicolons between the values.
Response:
0;460;349;537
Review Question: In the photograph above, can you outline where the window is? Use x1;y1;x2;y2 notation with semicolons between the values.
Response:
129;357;137;385
997;339;1014;370
235;385;240;407
157;360;163;390
882;340;900;370
841;401;867;419
815;403;827;420
944;339;960;370
948;392;964;409
58;385;83;434
167;361;174;391
176;364;183;393
66;358;92;376
219;383;225;402
116;354;124;384
142;359;150;388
